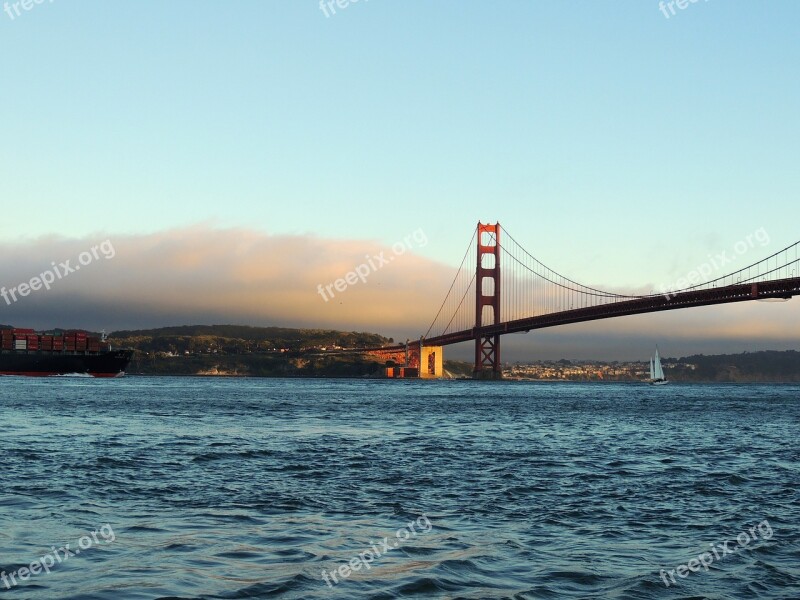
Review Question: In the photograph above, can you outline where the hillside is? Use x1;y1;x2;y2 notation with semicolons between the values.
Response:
108;325;390;354
107;325;391;377
671;351;800;382
109;325;393;352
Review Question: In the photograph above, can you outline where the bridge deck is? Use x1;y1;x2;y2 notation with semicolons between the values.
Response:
417;276;800;348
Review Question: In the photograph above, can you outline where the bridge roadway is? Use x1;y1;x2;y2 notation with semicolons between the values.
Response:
373;276;800;353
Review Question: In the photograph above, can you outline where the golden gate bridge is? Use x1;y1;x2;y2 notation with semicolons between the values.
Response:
363;223;800;379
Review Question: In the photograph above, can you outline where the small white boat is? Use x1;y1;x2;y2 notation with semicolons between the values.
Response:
648;347;668;386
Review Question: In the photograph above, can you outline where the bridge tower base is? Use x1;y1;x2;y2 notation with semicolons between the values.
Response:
420;345;444;379
474;335;502;380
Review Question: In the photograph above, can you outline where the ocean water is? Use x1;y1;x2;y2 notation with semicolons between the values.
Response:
0;377;798;599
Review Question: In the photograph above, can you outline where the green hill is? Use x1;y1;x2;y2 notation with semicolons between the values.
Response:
107;324;392;377
109;325;390;354
671;350;800;382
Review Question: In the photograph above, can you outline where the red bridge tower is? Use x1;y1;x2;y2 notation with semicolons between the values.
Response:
474;222;502;379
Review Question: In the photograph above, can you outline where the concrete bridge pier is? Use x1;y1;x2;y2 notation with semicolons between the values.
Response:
419;344;443;379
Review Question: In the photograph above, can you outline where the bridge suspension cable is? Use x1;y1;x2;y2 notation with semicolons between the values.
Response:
424;228;477;339
423;223;800;342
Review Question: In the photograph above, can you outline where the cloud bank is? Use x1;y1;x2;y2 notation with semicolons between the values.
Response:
0;226;797;360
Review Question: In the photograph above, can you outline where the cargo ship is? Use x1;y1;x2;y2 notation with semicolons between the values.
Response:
0;328;132;377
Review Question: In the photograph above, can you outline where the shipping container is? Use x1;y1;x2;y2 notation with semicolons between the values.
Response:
0;325;124;358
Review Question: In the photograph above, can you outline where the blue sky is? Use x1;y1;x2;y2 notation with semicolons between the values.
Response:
1;1;799;354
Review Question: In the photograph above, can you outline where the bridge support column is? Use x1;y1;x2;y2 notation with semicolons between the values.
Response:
420;345;443;379
474;222;502;379
475;335;501;379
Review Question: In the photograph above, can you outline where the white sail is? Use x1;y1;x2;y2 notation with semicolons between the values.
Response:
654;348;664;380
646;346;668;385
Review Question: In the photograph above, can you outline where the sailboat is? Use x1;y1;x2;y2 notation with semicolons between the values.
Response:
648;347;668;386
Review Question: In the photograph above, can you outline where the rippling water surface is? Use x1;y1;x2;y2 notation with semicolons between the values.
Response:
0;377;798;599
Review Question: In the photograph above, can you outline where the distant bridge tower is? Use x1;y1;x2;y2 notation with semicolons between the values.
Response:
474;222;502;379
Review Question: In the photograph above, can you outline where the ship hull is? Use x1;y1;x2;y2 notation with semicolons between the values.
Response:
0;350;133;378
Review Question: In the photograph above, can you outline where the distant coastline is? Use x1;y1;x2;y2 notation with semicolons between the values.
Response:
1;324;786;381
90;324;800;382
500;351;800;383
